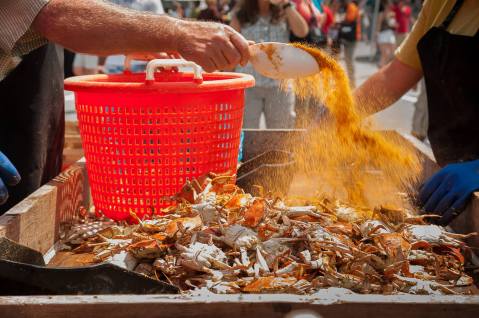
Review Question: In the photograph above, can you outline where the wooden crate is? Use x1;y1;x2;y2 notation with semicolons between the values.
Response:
0;130;478;317
63;121;84;169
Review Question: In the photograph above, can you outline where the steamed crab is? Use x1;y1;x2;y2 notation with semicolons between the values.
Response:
215;224;259;250
403;224;475;247
176;242;230;273
58;172;476;295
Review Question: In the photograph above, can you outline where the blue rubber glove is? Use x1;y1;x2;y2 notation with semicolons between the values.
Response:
0;151;21;205
419;159;479;225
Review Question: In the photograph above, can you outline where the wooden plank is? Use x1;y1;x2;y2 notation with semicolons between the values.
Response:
450;193;479;249
63;121;84;167
0;294;478;318
0;161;90;254
0;184;56;254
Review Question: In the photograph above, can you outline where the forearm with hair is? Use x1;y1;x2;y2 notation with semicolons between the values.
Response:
354;58;423;116
32;0;181;55
285;7;308;38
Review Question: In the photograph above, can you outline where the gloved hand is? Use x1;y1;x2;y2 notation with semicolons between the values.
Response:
419;159;479;225
0;151;21;205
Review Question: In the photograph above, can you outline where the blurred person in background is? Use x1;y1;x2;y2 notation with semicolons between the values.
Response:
231;0;308;128
198;0;224;22
219;0;235;21
186;1;202;19
290;0;326;127
166;1;185;17
73;54;100;75
320;1;335;41
377;0;397;67
359;0;374;42
290;0;325;47
332;0;361;87
0;0;250;213
392;0;412;46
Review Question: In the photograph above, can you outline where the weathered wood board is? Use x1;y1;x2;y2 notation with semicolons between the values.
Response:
0;293;479;318
0;161;90;254
63;121;84;168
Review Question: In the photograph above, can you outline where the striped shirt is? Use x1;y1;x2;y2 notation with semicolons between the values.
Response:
0;0;50;82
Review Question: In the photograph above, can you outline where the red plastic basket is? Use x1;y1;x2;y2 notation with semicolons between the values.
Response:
64;59;254;221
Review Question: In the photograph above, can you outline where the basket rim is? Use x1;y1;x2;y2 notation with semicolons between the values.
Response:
64;71;255;93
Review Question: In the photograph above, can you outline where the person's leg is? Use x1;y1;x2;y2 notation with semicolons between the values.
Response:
378;43;387;68
242;87;264;129
386;43;395;63
343;40;357;88
264;87;296;129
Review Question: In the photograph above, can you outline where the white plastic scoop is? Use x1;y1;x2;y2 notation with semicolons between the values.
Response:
249;42;320;79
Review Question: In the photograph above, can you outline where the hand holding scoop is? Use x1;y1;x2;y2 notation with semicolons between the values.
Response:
249;42;320;79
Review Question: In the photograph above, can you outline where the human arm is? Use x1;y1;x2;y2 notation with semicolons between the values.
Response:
230;15;242;32
0;152;21;205
353;57;422;115
284;2;309;38
32;0;250;72
354;0;433;114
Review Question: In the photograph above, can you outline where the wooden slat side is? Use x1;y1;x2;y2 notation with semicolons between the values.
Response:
50;162;89;243
0;294;478;318
450;193;479;249
0;162;89;254
0;185;57;254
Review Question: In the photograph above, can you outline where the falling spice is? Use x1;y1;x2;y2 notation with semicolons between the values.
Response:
282;43;422;207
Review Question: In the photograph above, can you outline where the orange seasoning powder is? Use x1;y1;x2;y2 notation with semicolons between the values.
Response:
283;43;422;207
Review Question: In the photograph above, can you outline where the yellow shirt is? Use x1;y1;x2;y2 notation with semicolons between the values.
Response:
395;0;479;72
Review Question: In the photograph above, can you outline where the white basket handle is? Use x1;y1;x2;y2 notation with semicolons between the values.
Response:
146;59;203;83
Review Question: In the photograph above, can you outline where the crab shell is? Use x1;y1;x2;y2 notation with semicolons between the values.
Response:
308;225;342;244
335;205;362;223
221;224;259;250
360;220;391;238
393;275;455;295
192;203;219;226
127;239;169;259
404;225;463;247
178;242;228;272
242;276;298;293
408;249;436;265
260;238;293;266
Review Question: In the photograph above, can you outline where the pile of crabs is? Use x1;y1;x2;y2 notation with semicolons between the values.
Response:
61;173;477;295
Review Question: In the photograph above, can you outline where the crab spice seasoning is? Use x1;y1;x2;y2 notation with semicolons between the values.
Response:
281;44;422;207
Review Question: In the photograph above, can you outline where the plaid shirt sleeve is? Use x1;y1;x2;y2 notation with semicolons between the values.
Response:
0;0;50;81
0;0;50;53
